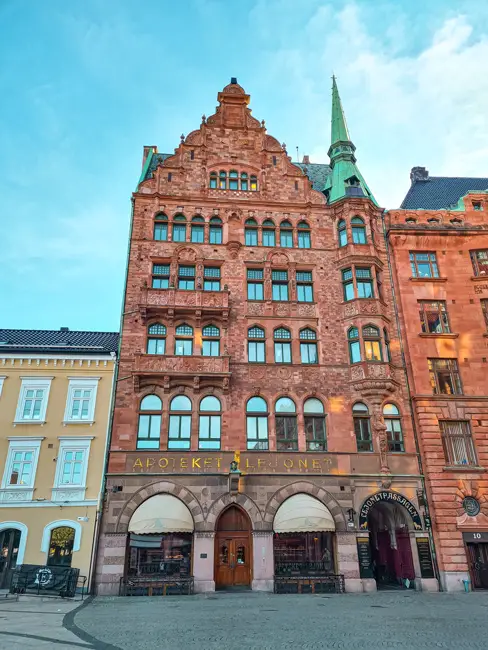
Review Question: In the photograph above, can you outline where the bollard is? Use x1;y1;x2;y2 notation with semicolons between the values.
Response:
462;579;470;593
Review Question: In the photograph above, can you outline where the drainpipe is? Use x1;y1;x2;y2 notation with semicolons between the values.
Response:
381;210;442;590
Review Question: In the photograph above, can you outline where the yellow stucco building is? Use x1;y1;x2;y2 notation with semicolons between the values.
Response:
0;328;118;591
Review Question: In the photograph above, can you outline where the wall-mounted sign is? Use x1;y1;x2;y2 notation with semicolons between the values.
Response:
462;531;488;543
415;537;435;579
474;283;488;294
359;491;423;530
356;537;374;579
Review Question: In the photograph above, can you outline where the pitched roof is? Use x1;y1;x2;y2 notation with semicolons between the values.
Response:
295;162;331;191
0;329;119;355
401;175;488;209
141;152;172;183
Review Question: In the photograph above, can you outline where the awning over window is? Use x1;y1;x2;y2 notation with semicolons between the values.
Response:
128;494;194;534
273;494;336;533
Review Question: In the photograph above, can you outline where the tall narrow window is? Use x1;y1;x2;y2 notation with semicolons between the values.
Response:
419;301;450;333
209;172;218;189
152;264;170;289
248;326;265;363
174;324;193;356
262;220;276;247
137;395;162;449
274;327;292;364
275;398;298;451
240;172;248;191
300;328;318;364
147;323;166;355
229;170;239;190
304;398;326;451
272;270;289;301
219;170;227;190
168;396;191;450
342;268;354;301
279;221;293;248
481;299;488;330
384;328;391;362
356;268;374;298
298;222;311;248
353;402;372;452
245;219;258;246
383;404;404;452
470;250;488;277
338;219;347;247
47;527;75;567
7;450;34;485
296;271;313;302
202;325;220;356
250;175;258;191
198;396;221;450
348;327;361;363
428;358;462;395
204;267;221;291
247;269;264;300
246;397;268;450
191;216;205;243
351;216;367;244
410;252;439;278
363;325;382;361
209;216;223;244
154;213;168;241
172;214;187;242
440;420;477;466
178;265;195;290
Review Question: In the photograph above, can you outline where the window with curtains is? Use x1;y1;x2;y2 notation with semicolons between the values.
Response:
168;395;192;450
152;264;170;289
137;395;162;449
296;271;313;302
440;420;477;466
363;325;382;361
418;301;450;334
272;270;289;301
383;404;404;452
147;323;166;355
353;402;372;452
247;268;264;300
300;328;318;364
248;326;266;363
191;216;205;243
262;220;276;247
428;358;462;395
178;265;195;290
174;324;193;356
279;221;293;248
154;213;168;241
172;214;187;242
203;267;221;291
304;398;326;451
246;397;269;450
245;219;258;246
198;396;221;450
409;251;439;278
351;216;367;244
297;222;311;248
470;250;488;276
202;325;220;356
209;216;223;244
338;219;347;247
348;327;361;363
275;397;298;451
274;327;292;364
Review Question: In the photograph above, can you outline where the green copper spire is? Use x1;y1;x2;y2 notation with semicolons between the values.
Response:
324;77;378;206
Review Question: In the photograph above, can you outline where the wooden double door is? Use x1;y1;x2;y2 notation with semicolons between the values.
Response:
0;528;21;589
467;543;488;589
215;506;252;589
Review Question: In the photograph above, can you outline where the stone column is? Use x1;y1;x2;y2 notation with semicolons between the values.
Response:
252;531;274;592
336;531;364;593
193;532;215;593
95;532;127;596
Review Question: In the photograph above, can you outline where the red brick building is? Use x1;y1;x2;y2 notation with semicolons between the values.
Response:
95;80;438;595
387;169;488;591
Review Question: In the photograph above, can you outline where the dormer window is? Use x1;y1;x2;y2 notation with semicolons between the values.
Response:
405;217;417;224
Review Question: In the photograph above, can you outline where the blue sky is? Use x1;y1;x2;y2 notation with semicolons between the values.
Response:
1;0;487;332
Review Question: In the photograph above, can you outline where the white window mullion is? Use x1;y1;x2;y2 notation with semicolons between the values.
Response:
64;379;99;424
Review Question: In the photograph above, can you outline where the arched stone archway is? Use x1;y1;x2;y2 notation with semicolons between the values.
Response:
205;492;264;532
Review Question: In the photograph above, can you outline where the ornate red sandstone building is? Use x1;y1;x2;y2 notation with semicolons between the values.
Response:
387;170;488;591
95;79;439;595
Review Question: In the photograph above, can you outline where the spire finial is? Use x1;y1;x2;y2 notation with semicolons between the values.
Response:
331;76;350;145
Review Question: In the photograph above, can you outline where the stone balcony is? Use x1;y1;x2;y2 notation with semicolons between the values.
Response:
133;354;231;391
349;362;398;394
139;288;230;325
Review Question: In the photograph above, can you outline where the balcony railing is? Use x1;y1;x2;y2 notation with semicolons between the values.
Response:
134;354;230;376
140;288;229;323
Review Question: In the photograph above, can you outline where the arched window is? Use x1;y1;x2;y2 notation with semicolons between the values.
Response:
262;219;276;247
304;398;326;451
199;396;221;450
279;221;293;248
229;170;239;191
246;397;269;450
154;213;168;241
297;221;311;249
384;328;391;362
209;216;223;244
202;324;220;356
348;327;361;364
174;324;193;356
353;402;372;452
47;526;75;567
245;219;258;246
250;175;258;191
383;404;404;452
363;325;382;362
240;172;248;191
172;214;187;242
275;397;297;451
300;328;317;364
351;216;367;244
168;395;192;450
219;170;227;190
338;219;347;247
147;323;166;355
248;326;265;363
274;327;291;364
209;171;218;189
137;395;162;449
191;216;205;243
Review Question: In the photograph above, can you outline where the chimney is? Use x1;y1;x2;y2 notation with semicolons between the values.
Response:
302;155;310;164
410;167;429;184
60;327;69;332
142;146;157;169
230;77;238;84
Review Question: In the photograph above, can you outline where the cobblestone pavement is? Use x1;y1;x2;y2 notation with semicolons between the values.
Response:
72;591;488;650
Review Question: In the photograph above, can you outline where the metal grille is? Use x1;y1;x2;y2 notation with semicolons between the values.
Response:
202;325;220;337
342;268;353;281
247;269;264;280
299;328;316;340
204;267;220;278
148;324;166;335
296;271;312;282
178;266;195;277
274;328;291;339
175;324;193;336
363;326;379;337
272;270;288;281
348;327;359;339
248;327;265;339
153;264;170;275
356;267;372;279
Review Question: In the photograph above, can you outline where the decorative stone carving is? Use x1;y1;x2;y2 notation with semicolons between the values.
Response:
297;304;316;317
177;247;198;262
227;241;242;259
359;300;379;315
268;252;289;265
350;365;365;380
248;303;264;316
277;367;291;380
274;303;290;316
249;367;266;380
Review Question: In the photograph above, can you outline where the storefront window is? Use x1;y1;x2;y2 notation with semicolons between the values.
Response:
47;526;75;567
274;532;334;576
128;533;192;579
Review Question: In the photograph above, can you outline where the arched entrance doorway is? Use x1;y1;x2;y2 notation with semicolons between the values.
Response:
214;505;252;590
0;528;21;589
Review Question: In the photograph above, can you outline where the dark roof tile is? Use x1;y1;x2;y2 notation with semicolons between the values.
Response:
0;329;119;355
401;176;488;210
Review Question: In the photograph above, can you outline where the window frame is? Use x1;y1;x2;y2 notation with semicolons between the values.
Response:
247;268;264;301
203;266;221;292
147;323;167;355
0;437;43;499
152;264;170;289
409;251;440;278
274;328;292;364
248;326;266;363
275;398;298;451
297;222;311;249
246;397;269;450
202;324;220;357
209;217;223;244
353;403;373;452
15;378;52;424
383;405;404;453
137;395;162;450
296;271;313;303
262;220;276;247
348;327;361;364
63;378;99;424
440;420;478;467
470;249;488;277
245;219;258;246
172;215;187;243
428;358;463;395
198;396;221;450
481;299;488;330
174;323;194;356
178;265;196;291
304;398;326;451
52;437;93;498
190;217;205;244
418;300;450;334
338;219;347;247
272;270;289;301
168;396;192;451
299;328;318;364
351;217;367;244
279;221;294;248
154;213;168;241
362;325;383;362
